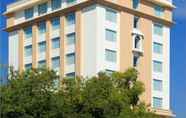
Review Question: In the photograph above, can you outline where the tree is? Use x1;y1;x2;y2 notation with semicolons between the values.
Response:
0;68;159;118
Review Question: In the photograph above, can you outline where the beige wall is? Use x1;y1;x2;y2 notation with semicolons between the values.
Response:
120;11;133;71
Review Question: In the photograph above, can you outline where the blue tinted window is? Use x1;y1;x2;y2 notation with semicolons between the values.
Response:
51;17;60;30
67;33;75;45
52;56;60;69
52;37;60;49
106;29;117;42
106;9;117;23
38;21;46;34
38;2;48;15
66;72;75;78
153;79;163;91
67;13;75;25
133;0;140;9
153;42;163;54
38;60;46;68
25;63;32;70
38;41;46;53
105;49;117;63
153;97;163;108
25;7;34;19
24;26;32;39
153;60;163;73
66;53;75;65
51;0;61;10
154;24;163;36
155;5;164;17
66;0;76;4
25;45;32;57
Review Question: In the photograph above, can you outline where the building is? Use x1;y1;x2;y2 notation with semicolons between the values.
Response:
4;0;174;117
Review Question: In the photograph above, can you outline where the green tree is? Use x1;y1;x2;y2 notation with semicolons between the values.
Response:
0;68;159;118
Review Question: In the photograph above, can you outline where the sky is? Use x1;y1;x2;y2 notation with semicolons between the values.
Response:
0;0;186;118
171;0;186;118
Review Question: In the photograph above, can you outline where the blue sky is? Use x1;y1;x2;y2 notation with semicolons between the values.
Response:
171;0;186;118
0;0;186;118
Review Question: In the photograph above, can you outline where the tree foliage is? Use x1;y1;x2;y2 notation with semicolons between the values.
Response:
0;68;159;118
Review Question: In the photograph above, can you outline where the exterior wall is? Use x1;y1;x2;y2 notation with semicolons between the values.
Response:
9;31;19;70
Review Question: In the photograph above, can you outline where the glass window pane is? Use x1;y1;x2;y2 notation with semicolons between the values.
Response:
51;0;61;10
67;0;76;4
67;33;75;45
38;2;48;15
153;97;163;108
105;49;117;62
51;17;60;30
133;0;140;9
25;7;34;19
38;41;46;53
153;79;163;91
154;24;163;36
66;13;75;25
106;9;117;23
153;42;163;54
24;26;32;39
66;53;75;65
52;56;60;69
52;37;60;49
153;61;163;73
25;63;32;70
155;5;164;17
38;60;46;68
66;72;75;78
25;45;32;57
38;21;46;34
106;29;117;42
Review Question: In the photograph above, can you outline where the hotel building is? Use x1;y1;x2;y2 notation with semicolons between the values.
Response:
4;0;174;117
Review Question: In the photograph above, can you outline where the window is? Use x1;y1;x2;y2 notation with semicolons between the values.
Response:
25;63;32;70
153;61;163;73
154;5;164;17
52;37;60;49
66;0;76;4
51;0;61;11
24;26;32;39
38;21;46;34
106;9;117;23
133;55;140;67
52;56;60;69
106;29;117;42
66;13;75;25
133;16;140;29
153;79;163;91
134;35;141;49
154;24;163;36
153;42;163;54
67;33;75;45
105;49;117;63
105;69;114;76
38;2;48;15
66;72;75;78
51;17;60;30
38;60;46;68
66;53;75;65
153;97;163;109
25;45;32;57
133;0;140;9
25;7;34;19
38;41;46;53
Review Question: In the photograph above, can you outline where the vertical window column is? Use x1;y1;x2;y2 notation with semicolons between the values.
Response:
46;20;52;68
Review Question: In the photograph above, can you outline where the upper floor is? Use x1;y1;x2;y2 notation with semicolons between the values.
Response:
4;0;175;32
